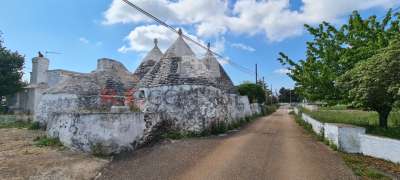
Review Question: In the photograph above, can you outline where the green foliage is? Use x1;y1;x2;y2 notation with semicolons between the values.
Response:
0;32;25;97
28;121;41;130
237;82;266;104
34;136;63;147
278;87;301;103
278;9;400;105
338;39;400;127
0;120;31;129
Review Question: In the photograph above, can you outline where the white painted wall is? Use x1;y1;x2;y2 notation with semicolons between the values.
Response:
300;111;399;163
338;125;365;153
360;134;400;163
324;123;339;145
47;112;146;154
302;113;324;135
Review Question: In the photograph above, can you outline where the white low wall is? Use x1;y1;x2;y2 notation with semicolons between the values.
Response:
360;135;400;163
324;123;365;153
299;110;400;163
302;113;324;135
47;112;146;154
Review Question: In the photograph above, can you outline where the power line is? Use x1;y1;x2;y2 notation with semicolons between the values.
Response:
121;0;255;76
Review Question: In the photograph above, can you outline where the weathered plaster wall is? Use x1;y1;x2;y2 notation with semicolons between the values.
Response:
250;103;261;115
324;123;365;153
302;113;324;135
360;135;400;163
339;125;365;153
324;123;339;145
47;112;146;154
141;85;251;132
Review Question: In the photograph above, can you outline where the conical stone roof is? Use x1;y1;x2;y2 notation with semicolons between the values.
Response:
139;36;237;94
133;39;164;81
202;44;237;94
163;29;195;58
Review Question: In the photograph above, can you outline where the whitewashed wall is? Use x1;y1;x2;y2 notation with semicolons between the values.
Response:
360;135;400;163
250;103;261;115
324;123;339;145
324;123;365;153
47;112;146;154
302;113;324;135
299;110;399;163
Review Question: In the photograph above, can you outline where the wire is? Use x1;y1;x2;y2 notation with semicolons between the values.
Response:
121;0;255;76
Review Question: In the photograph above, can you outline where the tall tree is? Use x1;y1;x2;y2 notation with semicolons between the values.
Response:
338;39;400;128
278;9;400;104
237;82;266;104
278;87;301;103
0;33;25;98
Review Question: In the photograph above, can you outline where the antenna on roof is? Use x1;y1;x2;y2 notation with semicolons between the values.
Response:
45;51;62;57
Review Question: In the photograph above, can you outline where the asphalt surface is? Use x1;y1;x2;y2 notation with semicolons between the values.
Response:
99;107;356;180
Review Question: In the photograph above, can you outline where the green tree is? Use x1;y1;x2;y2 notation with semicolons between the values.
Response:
278;87;301;103
278;9;400;104
237;82;266;104
0;33;25;98
338;40;400;128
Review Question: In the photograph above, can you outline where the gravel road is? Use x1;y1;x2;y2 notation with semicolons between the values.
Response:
99;107;356;180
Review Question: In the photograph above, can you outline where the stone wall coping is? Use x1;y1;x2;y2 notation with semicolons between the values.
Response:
360;134;400;143
324;123;366;129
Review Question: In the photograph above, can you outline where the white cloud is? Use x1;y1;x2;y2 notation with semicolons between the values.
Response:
118;24;223;56
79;37;89;44
231;43;256;52
274;68;291;75
104;0;399;41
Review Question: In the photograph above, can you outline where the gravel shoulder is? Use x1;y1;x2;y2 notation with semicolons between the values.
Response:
100;108;356;180
0;128;108;180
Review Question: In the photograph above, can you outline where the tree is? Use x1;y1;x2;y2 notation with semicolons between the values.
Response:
278;87;301;103
237;82;266;104
278;9;400;104
338;39;400;128
0;33;25;98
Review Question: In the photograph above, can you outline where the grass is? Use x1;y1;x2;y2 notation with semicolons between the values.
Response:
300;107;400;140
292;112;394;179
34;136;63;147
0;115;40;130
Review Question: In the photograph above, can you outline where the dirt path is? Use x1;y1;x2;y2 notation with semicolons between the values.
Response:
100;107;356;180
0;128;108;180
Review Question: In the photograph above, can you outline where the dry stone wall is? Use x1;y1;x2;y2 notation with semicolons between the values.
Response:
141;85;252;132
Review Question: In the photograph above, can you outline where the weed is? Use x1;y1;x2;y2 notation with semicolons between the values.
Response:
91;143;110;157
34;136;63;147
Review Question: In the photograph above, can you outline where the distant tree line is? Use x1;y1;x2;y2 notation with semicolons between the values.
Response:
278;9;400;128
278;87;301;103
236;81;278;105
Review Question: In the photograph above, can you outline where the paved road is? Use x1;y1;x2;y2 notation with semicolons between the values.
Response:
99;108;356;180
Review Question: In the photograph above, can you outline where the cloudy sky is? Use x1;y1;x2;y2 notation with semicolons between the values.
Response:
0;0;398;90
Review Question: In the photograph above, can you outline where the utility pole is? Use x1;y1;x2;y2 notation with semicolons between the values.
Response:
255;64;258;84
289;89;292;105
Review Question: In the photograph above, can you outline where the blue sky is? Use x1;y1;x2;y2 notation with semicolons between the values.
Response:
0;0;398;92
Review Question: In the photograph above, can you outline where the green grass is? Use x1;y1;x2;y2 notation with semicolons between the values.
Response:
34;136;63;147
300;107;400;139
